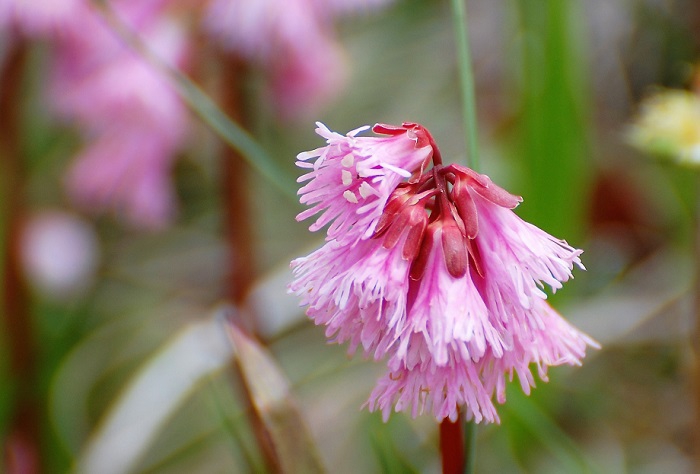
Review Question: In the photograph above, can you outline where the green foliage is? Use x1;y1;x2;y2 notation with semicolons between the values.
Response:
510;0;591;243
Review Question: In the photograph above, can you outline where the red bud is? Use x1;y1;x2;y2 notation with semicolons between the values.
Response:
409;226;434;281
441;223;468;278
402;207;428;260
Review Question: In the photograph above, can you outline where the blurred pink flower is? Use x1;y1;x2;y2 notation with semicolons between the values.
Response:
2;0;190;228
0;0;88;35
203;0;392;117
48;3;188;228
65;130;179;228
21;211;99;299
291;122;597;422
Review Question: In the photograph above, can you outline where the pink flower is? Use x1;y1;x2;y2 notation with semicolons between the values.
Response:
23;0;191;229
0;0;88;35
368;344;499;423
49;16;187;137
390;219;503;368
295;122;433;244
65;129;178;229
20;210;99;299
478;298;597;407
290;222;414;358
1;0;190;228
291;122;597;423
267;38;346;119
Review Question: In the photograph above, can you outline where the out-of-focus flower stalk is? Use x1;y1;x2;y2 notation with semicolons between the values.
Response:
219;55;257;312
0;42;39;474
216;52;279;471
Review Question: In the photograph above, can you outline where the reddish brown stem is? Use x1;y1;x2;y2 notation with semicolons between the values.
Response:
0;44;40;474
440;416;465;474
217;53;281;472
221;57;256;309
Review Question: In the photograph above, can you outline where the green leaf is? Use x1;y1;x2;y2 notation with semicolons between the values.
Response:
504;388;601;473
75;315;235;474
511;0;591;243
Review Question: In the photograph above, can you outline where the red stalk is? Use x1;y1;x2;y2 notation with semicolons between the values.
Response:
439;415;465;474
217;52;281;472
0;43;40;474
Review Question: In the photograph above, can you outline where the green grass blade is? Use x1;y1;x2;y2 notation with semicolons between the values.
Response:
512;0;591;242
504;390;600;473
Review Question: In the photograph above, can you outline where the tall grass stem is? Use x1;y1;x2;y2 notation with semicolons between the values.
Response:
450;0;480;170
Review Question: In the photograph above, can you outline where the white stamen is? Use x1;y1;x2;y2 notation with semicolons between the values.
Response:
341;170;353;186
380;161;412;178
341;154;354;167
358;182;375;199
343;190;359;204
347;125;370;137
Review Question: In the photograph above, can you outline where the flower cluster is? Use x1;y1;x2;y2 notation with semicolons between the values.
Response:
290;122;597;422
1;0;392;228
3;0;189;229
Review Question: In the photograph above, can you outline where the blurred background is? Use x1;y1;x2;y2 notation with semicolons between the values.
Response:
1;0;700;472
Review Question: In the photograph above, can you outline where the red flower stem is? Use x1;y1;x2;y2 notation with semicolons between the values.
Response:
429;133;443;167
439;413;465;474
0;43;40;474
220;56;256;312
440;411;477;474
218;53;280;472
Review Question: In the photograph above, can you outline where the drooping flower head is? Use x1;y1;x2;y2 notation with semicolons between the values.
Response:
290;122;597;423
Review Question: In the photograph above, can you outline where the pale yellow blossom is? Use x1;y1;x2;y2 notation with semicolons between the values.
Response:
628;89;700;166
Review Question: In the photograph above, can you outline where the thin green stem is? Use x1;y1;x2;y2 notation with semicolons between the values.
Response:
450;0;480;170
463;419;477;474
452;0;479;171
